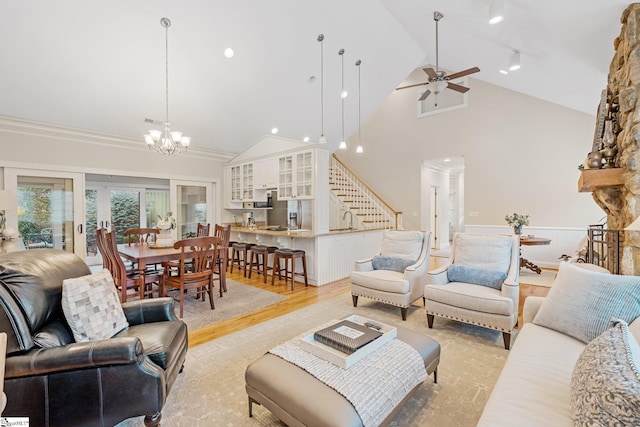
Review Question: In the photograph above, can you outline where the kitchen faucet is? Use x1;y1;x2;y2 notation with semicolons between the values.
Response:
342;210;354;230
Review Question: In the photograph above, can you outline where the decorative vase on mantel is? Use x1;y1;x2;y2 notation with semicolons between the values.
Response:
513;225;523;235
155;229;175;247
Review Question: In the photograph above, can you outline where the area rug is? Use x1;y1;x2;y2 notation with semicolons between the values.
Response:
117;293;511;427
165;279;288;331
519;268;557;287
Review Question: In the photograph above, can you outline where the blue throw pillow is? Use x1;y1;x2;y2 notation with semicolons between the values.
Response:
447;264;507;290
372;256;416;273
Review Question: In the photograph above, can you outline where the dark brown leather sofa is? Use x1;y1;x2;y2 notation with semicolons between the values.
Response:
0;249;188;427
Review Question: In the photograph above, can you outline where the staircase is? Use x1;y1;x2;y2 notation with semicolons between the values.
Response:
330;154;403;230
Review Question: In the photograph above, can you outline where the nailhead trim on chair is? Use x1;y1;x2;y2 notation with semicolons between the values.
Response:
350;292;410;308
426;310;513;333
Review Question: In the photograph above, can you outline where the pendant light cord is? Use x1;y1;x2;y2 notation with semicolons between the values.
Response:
163;18;171;125
340;49;345;143
357;59;361;145
318;34;325;137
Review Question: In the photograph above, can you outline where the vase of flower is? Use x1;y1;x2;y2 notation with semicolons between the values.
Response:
505;213;530;236
155;212;176;247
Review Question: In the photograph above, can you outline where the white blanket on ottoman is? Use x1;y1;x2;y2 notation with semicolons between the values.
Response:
269;331;427;427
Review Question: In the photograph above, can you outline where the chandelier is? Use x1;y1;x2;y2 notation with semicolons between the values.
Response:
144;17;191;155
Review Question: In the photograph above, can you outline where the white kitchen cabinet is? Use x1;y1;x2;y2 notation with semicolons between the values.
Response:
254;157;278;189
230;165;242;202
278;149;314;200
241;163;254;200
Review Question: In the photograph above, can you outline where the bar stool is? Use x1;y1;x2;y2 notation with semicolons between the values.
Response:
227;241;237;268
247;245;279;283
230;242;255;276
271;248;308;290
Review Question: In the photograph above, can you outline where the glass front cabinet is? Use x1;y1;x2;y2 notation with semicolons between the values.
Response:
277;149;314;200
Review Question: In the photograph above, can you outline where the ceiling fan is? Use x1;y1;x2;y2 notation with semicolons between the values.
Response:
396;11;480;102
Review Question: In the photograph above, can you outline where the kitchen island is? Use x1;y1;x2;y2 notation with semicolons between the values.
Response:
230;226;385;286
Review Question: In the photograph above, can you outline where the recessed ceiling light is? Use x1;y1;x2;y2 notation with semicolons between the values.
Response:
303;136;310;142
341;90;348;99
489;0;505;24
443;158;451;162
223;48;234;58
271;127;278;134
499;69;509;75
509;51;521;71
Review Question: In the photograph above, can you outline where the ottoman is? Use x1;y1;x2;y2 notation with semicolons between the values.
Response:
245;325;440;427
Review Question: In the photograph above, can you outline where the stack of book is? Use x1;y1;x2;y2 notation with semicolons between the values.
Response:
313;320;383;354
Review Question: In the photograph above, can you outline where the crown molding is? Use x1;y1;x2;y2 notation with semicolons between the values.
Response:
0;115;235;162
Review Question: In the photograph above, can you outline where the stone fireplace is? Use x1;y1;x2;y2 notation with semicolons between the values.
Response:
586;3;640;275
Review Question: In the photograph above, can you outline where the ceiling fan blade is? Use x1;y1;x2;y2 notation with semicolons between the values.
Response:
423;67;437;79
446;67;480;80
396;82;429;91
418;90;431;101
446;82;470;93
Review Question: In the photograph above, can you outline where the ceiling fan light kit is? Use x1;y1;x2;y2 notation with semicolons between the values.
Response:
489;0;505;24
395;11;479;104
144;17;191;156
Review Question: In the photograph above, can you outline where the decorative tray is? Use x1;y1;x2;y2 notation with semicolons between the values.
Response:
148;243;174;248
300;315;397;369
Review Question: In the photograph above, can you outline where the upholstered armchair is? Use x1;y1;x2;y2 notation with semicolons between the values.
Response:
0;249;188;427
424;233;520;349
351;230;431;320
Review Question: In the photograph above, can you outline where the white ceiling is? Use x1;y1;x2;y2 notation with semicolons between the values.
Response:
0;1;628;155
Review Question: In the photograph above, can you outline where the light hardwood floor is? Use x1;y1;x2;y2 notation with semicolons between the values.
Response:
189;262;552;348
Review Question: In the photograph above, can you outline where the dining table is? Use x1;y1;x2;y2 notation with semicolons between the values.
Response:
117;242;228;298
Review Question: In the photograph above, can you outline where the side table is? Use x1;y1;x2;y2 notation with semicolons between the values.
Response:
519;236;551;274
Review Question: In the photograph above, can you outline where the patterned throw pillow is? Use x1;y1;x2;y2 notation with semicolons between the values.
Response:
533;262;640;344
61;269;129;342
447;264;507;290
571;320;640;426
371;256;416;273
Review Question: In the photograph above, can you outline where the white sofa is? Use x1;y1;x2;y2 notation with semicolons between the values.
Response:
477;263;640;426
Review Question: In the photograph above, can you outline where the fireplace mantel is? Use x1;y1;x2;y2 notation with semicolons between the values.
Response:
578;168;623;192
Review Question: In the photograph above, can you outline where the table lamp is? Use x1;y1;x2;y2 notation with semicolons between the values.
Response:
0;190;17;238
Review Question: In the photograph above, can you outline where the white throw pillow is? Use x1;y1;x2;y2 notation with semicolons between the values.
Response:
453;234;512;273
379;231;423;260
533;262;640;344
61;269;129;342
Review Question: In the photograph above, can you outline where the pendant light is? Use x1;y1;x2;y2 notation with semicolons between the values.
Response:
338;48;347;150
144;17;191;155
355;59;363;154
317;34;327;144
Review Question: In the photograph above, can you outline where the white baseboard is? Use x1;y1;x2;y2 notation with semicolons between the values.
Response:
463;225;588;270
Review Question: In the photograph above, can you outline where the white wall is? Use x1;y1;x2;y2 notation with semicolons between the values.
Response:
0;117;228;180
338;77;603;233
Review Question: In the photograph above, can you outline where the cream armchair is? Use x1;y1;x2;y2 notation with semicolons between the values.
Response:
424;233;520;349
351;230;431;320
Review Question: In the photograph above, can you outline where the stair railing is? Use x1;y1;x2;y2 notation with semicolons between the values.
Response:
330;154;403;229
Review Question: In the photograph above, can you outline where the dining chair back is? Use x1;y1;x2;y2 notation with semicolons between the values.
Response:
124;228;160;245
197;223;211;237
95;227;111;270
213;224;231;295
106;231;163;302
162;236;221;318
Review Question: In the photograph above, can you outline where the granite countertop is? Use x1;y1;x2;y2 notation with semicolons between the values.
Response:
230;225;379;238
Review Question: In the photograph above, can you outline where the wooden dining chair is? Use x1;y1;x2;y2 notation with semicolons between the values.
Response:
197;223;211;237
105;231;163;303
95;227;111;270
214;224;231;296
161;236;221;318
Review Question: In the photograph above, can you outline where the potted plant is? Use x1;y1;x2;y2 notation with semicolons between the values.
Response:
505;213;530;235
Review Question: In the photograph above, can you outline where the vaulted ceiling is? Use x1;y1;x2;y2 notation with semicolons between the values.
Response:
0;1;628;155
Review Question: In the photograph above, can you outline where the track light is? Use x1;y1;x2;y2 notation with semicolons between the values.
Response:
509;50;521;71
489;0;505;24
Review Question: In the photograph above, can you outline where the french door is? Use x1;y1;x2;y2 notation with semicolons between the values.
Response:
85;184;170;266
3;168;85;257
